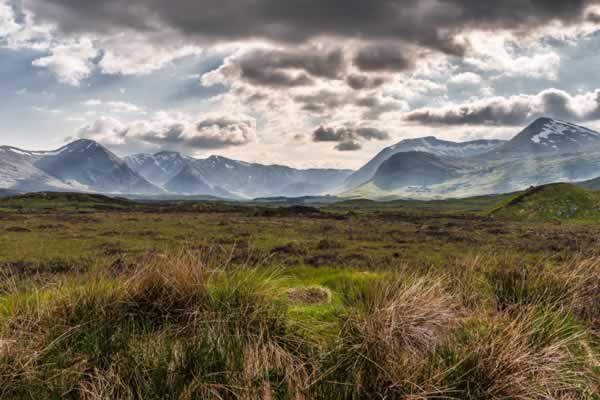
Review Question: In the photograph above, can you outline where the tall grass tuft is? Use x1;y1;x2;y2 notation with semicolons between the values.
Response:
440;307;596;399
321;276;460;398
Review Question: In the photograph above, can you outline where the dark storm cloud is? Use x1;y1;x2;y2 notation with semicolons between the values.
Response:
354;96;405;120
406;101;534;126
353;44;414;72
345;74;387;90
405;89;600;126
236;48;345;87
312;126;389;144
294;90;350;114
335;141;362;151
312;125;370;151
25;0;598;56
587;11;600;23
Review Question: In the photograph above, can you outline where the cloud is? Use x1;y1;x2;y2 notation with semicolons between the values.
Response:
83;99;145;113
449;72;482;86
345;74;387;90
24;0;596;57
405;88;600;126
353;44;414;72
0;1;19;38
211;46;346;88
83;99;102;106
463;32;562;80
335;141;362;151
77;112;256;151
31;38;98;86
312;125;389;151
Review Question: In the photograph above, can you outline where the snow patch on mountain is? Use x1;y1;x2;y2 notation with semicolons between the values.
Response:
532;119;600;145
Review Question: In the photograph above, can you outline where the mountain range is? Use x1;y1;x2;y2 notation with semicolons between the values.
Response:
0;139;352;199
345;117;600;199
2;117;600;200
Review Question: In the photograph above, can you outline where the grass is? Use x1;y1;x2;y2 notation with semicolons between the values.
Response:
488;183;600;221
0;250;598;399
0;193;599;398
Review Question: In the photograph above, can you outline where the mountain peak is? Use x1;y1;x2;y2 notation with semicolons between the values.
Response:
495;118;600;156
56;139;106;155
154;150;183;158
65;138;99;148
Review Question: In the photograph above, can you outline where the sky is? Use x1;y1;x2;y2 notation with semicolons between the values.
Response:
2;0;600;169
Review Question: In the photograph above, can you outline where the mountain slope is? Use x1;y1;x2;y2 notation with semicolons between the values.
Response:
34;140;160;194
371;151;461;190
164;164;234;198
0;146;77;192
126;152;352;198
491;118;600;157
488;183;600;221
193;155;352;198
345;137;505;189
125;151;191;185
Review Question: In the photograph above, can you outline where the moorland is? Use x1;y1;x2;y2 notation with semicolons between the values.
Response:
0;188;599;399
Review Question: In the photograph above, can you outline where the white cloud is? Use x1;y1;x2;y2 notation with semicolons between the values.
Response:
463;31;562;80
83;99;145;114
106;101;144;113
32;38;98;86
97;31;203;75
83;99;102;106
449;72;483;86
0;0;19;38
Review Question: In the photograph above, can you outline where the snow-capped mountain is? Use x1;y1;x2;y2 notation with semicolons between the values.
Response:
344;137;505;189
0;146;73;192
0;140;160;194
127;152;353;198
125;151;191;185
492;118;600;156
4;117;600;200
344;118;600;200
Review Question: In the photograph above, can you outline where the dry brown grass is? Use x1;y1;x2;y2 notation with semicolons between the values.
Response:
332;276;461;397
451;307;596;400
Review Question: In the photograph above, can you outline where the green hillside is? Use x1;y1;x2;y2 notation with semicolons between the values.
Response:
488;183;600;221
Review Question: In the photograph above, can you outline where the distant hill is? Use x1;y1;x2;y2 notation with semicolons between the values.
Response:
487;183;600;221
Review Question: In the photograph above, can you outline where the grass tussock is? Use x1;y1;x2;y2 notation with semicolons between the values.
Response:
325;276;460;398
440;307;596;399
0;251;598;399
